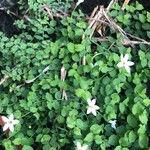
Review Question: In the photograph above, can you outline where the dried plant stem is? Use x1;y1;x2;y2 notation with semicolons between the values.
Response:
122;0;130;10
122;39;150;46
0;75;9;85
87;7;150;46
106;0;116;13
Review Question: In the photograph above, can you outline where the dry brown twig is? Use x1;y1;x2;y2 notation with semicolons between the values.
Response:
88;6;106;38
103;11;150;46
61;66;67;82
0;75;9;85
86;0;150;46
121;0;130;10
122;39;150;46
60;65;68;100
126;33;149;43
92;7;105;37
88;6;99;25
87;0;117;38
106;0;117;13
93;37;109;42
42;5;68;19
42;5;54;19
87;17;109;26
62;90;68;100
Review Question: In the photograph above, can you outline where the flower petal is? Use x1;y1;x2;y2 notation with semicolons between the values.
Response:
124;65;131;73
12;119;19;125
3;123;9;131
82;144;88;150
9;114;14;121
117;62;123;68
76;142;81;149
87;107;92;114
91;109;97;116
9;124;14;132
127;61;134;66
109;120;116;129
91;99;96;105
94;105;100;110
124;54;129;61
112;124;116;129
120;54;124;61
87;99;91;106
2;116;9;123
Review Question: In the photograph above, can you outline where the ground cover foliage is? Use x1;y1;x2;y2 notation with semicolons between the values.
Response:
0;0;150;149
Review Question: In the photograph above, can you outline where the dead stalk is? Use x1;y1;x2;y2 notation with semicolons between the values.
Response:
0;75;9;85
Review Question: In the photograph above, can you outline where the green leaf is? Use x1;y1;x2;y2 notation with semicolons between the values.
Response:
108;135;119;146
75;88;91;100
30;107;37;113
109;10;118;17
119;137;128;147
133;73;141;84
147;12;150;22
41;135;51;143
139;134;148;148
76;22;87;29
57;115;65;124
126;5;136;12
67;43;75;53
141;59;147;67
127;114;138;128
46;93;53;101
139;110;148;124
90;124;103;134
136;3;144;10
50;20;56;27
13;138;21;145
75;44;85;52
50;42;59;55
79;78;92;90
124;14;131;20
132;102;144;115
94;135;103;145
138;125;146;135
73;127;82;136
147;31;150;38
3;140;15;150
79;78;89;90
117;15;124;23
143;99;150;107
128;130;137;143
139;14;146;23
43;144;51;150
22;145;33;150
75;29;84;36
102;76;110;85
84;133;94;143
66;117;76;128
13;137;33;146
76;119;87;130
119;103;125;114
114;146;122;150
111;93;120;104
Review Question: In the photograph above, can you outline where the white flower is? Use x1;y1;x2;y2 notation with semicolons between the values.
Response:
117;54;134;73
2;114;19;132
87;99;100;116
76;142;88;150
75;0;84;9
109;120;117;129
